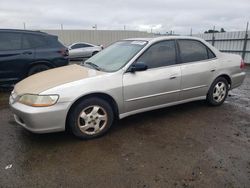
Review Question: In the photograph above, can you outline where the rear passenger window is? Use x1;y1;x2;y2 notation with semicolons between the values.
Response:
178;40;212;63
0;32;22;51
22;34;48;49
137;40;176;69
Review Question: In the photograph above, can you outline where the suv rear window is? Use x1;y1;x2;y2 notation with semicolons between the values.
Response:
22;34;48;49
0;32;22;51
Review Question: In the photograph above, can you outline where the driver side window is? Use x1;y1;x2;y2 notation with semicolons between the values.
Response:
137;40;176;69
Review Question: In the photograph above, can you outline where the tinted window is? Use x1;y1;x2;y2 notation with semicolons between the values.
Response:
137;40;176;69
178;40;209;63
48;37;62;47
0;32;22;51
22;34;48;49
71;43;92;49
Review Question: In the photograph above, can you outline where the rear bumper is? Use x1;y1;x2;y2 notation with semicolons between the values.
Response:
231;71;246;89
9;97;71;133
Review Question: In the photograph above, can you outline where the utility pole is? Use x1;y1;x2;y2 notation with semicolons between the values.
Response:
190;28;192;36
124;25;126;30
60;24;63;30
92;24;97;30
242;21;249;60
23;22;26;30
212;26;215;46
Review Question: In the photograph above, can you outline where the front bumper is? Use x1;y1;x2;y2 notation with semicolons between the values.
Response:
9;96;71;133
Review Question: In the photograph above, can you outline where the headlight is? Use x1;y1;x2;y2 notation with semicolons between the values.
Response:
18;94;59;107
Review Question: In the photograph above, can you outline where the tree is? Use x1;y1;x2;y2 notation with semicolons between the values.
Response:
204;28;226;34
220;28;226;32
204;29;219;33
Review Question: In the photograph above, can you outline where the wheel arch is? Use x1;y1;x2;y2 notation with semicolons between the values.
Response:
207;73;232;96
215;74;232;88
24;61;54;77
65;92;119;130
28;61;54;70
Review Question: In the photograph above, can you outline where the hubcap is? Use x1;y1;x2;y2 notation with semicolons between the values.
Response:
78;105;108;135
213;81;227;103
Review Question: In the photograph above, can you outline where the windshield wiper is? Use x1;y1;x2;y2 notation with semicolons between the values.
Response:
84;62;101;71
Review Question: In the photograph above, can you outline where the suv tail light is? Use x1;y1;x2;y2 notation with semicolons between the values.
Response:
59;48;69;57
240;59;245;69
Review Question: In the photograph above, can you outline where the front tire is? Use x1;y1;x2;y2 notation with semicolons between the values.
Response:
68;97;114;139
206;77;229;106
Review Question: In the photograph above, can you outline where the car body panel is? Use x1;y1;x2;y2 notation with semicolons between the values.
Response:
180;59;216;100
14;64;105;95
123;65;181;112
10;97;70;133
9;36;246;133
0;48;35;84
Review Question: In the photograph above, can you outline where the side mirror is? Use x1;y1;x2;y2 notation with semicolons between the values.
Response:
128;62;148;73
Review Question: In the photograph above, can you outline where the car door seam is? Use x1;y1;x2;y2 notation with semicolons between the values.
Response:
125;89;181;102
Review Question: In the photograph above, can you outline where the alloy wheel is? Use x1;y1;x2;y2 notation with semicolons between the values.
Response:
213;81;226;103
77;105;108;135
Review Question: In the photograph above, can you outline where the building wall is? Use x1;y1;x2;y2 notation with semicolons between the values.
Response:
43;30;154;47
195;31;250;63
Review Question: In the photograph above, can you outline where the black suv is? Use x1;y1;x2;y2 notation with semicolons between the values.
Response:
0;29;69;87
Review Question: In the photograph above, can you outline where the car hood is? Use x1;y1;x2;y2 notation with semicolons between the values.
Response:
14;64;105;95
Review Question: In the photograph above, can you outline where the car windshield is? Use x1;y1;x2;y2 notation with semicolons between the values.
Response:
83;40;147;72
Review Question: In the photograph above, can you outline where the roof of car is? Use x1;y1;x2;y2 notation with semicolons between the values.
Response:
0;29;49;36
123;35;221;56
124;35;203;42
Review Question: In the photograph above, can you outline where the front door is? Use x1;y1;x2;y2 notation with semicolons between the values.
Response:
123;40;181;113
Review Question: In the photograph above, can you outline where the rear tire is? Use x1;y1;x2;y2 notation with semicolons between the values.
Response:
68;97;114;139
206;77;229;106
28;64;50;76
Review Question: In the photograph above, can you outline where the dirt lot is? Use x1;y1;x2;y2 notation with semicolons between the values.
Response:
0;67;249;188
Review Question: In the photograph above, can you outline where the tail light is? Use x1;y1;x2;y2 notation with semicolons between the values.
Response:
240;59;245;69
59;48;69;56
99;44;104;50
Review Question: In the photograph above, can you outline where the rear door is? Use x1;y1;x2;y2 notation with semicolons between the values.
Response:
123;40;181;113
0;32;34;85
177;39;216;100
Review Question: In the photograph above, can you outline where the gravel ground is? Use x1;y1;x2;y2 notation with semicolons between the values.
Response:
0;66;249;188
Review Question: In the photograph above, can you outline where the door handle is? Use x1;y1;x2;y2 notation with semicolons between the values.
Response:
22;51;32;55
170;76;177;80
210;69;216;72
